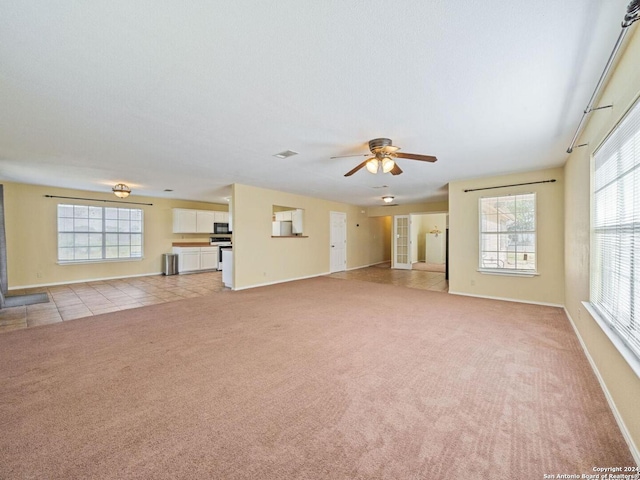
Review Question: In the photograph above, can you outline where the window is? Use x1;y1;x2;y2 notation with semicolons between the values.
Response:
57;204;143;262
479;193;536;273
591;96;640;365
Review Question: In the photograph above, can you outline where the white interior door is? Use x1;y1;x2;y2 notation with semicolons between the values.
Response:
393;215;411;269
330;211;347;272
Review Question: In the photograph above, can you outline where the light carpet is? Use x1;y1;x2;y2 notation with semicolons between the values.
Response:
0;277;632;479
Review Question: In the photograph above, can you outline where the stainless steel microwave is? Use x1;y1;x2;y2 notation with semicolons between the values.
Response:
214;222;230;234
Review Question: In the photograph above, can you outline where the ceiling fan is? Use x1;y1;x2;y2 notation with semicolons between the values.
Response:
331;138;437;177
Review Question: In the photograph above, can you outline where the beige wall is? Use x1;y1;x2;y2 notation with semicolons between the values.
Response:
564;27;640;457
413;213;447;262
367;200;448;218
232;183;373;290
448;167;565;305
1;182;228;288
368;216;391;264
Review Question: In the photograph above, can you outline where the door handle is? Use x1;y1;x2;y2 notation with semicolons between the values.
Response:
331;245;335;248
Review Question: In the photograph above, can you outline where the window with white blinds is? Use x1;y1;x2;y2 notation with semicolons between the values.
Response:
591;96;640;364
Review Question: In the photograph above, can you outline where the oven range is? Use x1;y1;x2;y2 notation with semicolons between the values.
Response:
210;237;232;271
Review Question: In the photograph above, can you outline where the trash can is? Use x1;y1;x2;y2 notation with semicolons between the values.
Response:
162;253;179;275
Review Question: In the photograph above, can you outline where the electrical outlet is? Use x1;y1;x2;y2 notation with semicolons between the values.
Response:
470;279;475;286
36;272;42;279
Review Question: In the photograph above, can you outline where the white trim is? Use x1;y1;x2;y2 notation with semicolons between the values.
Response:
8;271;163;291
232;271;331;291
447;290;563;308
582;302;640;379
477;269;539;277
565;307;640;465
58;257;144;266
347;261;388;271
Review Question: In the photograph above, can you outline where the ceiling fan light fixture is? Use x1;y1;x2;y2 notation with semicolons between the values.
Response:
381;157;395;173
382;195;394;203
366;158;379;174
112;183;131;198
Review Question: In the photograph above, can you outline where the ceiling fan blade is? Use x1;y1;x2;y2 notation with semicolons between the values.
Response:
390;163;403;175
330;153;370;159
395;152;437;162
344;159;372;177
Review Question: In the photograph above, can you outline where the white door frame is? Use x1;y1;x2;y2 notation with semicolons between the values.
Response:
392;215;412;269
330;211;347;273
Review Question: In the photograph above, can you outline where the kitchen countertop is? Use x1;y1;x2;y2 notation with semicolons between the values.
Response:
172;242;213;247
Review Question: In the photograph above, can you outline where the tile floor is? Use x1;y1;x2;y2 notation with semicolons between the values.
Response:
327;262;448;292
0;271;224;334
0;264;447;334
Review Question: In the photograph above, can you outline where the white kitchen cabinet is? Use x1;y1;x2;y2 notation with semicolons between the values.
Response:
291;209;303;234
172;246;219;273
222;249;233;288
196;211;215;233
179;249;201;272
200;247;219;270
275;211;293;221
173;209;224;233
214;211;229;223
172;209;197;233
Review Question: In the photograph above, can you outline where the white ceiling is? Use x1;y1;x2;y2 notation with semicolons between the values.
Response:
0;1;633;206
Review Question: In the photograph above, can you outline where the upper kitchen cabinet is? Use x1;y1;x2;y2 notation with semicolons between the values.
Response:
272;206;304;236
173;209;197;233
173;208;222;234
197;210;215;233
214;211;229;223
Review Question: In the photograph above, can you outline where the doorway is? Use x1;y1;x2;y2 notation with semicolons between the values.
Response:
410;212;448;274
392;215;411;269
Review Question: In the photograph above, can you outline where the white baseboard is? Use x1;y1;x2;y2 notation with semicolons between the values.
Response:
447;290;564;308
564;307;640;465
233;262;390;290
9;272;164;291
232;271;331;291
346;261;388;271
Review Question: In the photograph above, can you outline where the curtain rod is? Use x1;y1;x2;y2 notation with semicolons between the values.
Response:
463;179;556;193
566;0;640;154
44;195;153;206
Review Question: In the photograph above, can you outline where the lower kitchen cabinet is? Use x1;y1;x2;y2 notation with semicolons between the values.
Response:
200;247;219;270
172;246;218;273
180;250;201;272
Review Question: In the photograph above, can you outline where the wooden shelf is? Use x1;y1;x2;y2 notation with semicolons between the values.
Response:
271;236;308;238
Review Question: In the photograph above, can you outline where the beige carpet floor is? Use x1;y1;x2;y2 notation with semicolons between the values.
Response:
0;277;633;479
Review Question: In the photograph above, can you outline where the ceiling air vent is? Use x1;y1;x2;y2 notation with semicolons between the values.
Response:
273;150;299;159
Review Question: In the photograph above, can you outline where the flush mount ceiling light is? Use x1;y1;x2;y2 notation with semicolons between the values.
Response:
382;195;394;203
112;183;131;198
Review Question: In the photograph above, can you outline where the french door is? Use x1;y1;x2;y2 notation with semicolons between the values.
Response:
393;215;411;269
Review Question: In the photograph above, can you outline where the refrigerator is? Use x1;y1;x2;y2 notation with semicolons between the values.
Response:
272;220;293;236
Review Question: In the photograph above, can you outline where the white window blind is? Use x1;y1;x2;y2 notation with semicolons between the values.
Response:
591;96;640;363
